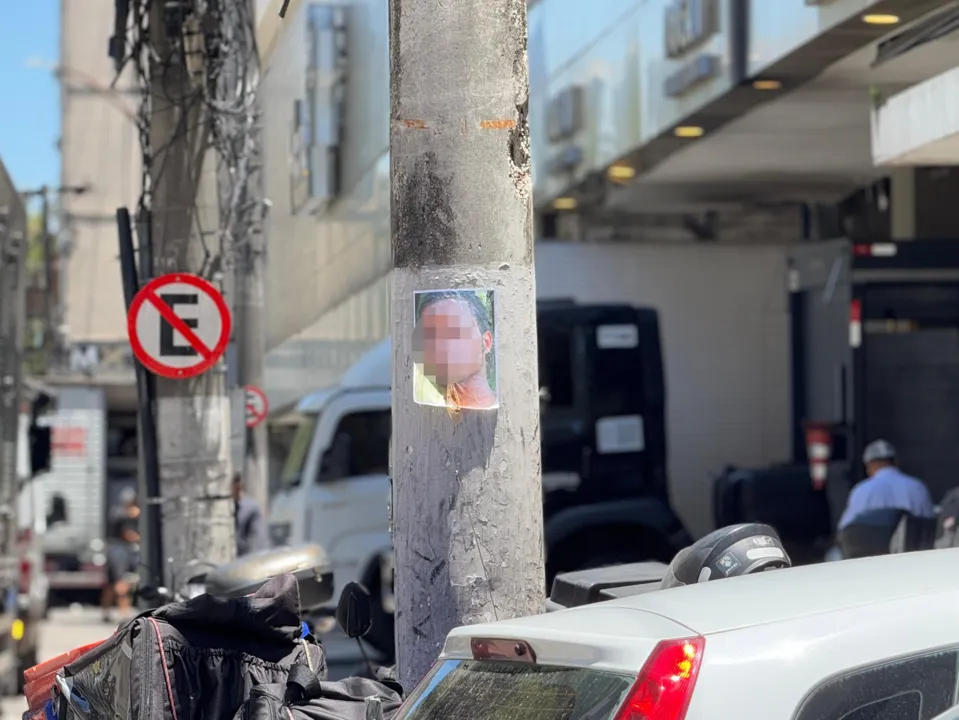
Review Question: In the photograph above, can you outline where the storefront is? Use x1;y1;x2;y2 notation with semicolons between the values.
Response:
534;0;958;218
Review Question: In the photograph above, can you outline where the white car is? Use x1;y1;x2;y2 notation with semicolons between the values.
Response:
395;547;959;720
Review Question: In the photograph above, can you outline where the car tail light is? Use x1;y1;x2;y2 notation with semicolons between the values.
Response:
614;636;705;720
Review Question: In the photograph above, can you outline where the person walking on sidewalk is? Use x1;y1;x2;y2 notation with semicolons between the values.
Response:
233;472;269;556
102;487;140;623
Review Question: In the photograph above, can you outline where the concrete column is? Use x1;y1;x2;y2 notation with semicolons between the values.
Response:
890;167;959;241
889;168;916;242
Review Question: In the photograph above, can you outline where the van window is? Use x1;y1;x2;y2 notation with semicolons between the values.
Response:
793;648;958;720
319;410;390;481
394;659;634;720
280;413;319;488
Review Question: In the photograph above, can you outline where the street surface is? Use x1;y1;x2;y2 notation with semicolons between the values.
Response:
0;606;368;719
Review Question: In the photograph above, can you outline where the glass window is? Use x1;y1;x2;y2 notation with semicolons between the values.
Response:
841;693;921;720
279;413;319;489
268;423;300;498
394;659;634;720
321;411;390;481
794;648;958;720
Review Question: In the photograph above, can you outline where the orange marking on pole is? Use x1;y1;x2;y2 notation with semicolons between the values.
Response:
480;119;515;129
404;119;427;129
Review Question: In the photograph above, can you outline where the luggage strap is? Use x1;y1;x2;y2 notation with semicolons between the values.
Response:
286;662;323;702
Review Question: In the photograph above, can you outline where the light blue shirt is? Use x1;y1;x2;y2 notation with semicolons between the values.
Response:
838;466;935;530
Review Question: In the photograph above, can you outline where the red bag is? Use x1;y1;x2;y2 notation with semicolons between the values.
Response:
23;640;105;711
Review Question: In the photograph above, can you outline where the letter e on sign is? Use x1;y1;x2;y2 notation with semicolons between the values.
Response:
127;273;231;379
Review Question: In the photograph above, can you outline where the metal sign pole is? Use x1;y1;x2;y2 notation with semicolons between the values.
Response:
116;207;165;599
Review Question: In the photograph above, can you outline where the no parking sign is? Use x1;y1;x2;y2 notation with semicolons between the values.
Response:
127;273;231;379
244;385;268;428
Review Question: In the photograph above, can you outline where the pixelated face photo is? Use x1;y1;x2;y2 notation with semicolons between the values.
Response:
412;289;498;410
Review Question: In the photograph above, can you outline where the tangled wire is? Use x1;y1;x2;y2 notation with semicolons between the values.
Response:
112;0;264;280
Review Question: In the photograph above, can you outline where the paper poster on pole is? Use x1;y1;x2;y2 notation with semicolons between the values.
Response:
412;289;498;411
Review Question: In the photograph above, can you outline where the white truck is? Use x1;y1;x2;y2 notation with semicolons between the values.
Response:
269;341;394;651
23;385;139;601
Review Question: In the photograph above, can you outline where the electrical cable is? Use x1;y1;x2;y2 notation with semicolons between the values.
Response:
110;0;266;583
115;0;263;281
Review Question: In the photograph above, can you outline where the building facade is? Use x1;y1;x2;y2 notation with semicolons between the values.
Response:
59;0;141;382
254;0;959;534
58;0;959;531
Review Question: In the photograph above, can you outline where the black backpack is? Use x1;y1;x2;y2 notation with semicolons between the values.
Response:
235;666;403;720
55;573;326;720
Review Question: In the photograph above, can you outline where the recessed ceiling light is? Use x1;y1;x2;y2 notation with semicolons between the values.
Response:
674;126;705;138
607;165;636;181
862;14;900;25
752;79;782;90
553;197;578;210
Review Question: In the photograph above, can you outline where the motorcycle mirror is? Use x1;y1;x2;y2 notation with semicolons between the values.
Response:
336;581;373;639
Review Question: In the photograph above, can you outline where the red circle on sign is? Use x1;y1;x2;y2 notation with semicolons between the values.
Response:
127;273;232;380
244;385;269;428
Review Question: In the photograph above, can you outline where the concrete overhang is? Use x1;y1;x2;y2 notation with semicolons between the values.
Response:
872;63;959;166
43;374;138;410
542;0;959;214
608;32;959;209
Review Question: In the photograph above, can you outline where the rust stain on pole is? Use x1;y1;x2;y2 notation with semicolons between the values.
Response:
480;119;515;129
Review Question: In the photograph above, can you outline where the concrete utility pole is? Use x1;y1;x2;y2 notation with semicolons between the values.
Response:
235;233;269;514
229;0;269;515
235;253;268;512
389;0;546;688
147;2;235;585
38;190;54;362
0;175;26;574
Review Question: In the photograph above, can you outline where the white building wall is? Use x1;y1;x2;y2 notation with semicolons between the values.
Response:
60;0;142;344
259;0;390;351
264;276;390;412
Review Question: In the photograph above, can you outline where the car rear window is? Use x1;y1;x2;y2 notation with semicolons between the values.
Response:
394;659;635;720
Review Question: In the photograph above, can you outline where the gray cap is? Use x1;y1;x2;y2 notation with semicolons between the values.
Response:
863;439;896;464
119;487;137;505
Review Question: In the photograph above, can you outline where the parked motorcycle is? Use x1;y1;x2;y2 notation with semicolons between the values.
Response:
141;544;333;605
23;544;340;720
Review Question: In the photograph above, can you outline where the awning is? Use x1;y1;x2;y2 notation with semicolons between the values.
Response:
873;3;959;67
871;63;959;166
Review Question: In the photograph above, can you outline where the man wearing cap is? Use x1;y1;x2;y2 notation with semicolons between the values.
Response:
837;439;935;530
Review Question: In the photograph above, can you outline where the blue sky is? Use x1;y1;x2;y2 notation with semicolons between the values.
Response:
0;0;60;192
